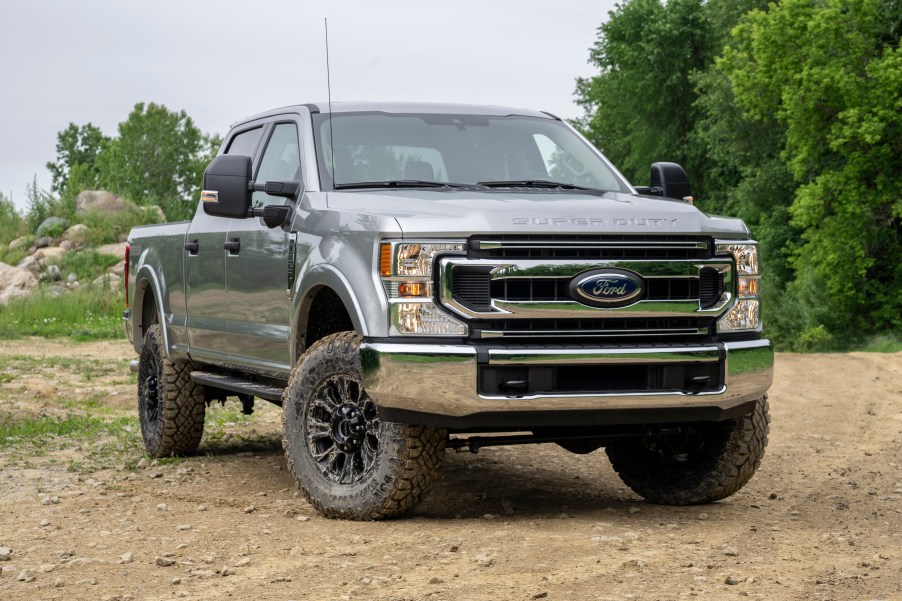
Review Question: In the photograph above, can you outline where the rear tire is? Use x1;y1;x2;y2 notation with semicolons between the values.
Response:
606;396;770;504
282;332;446;520
137;324;206;457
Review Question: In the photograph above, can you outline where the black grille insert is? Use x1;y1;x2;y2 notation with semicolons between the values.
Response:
476;317;714;337
451;266;493;311
480;362;722;396
470;235;713;261
699;267;725;308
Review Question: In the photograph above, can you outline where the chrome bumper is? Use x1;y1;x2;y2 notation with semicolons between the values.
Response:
360;339;773;425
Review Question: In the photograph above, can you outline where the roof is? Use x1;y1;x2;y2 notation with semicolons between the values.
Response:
233;101;557;128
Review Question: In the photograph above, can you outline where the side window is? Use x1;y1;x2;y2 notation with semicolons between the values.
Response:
226;127;263;157
252;123;301;208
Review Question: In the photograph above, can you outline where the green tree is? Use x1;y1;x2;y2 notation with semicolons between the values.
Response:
719;0;902;344
97;102;220;221
46;123;107;196
574;0;715;189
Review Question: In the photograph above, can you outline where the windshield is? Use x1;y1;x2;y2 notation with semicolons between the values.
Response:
313;112;631;193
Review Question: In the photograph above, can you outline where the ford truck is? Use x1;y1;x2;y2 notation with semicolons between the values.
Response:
125;102;773;520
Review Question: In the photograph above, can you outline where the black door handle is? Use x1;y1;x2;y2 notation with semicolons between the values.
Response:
223;238;241;254
184;239;199;254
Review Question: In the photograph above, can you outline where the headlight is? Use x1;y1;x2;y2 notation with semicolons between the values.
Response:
380;242;466;277
716;242;761;332
379;240;467;336
392;302;467;335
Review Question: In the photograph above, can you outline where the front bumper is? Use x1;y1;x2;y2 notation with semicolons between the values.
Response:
360;339;773;428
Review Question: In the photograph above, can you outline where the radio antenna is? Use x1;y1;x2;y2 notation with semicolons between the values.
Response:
325;18;336;185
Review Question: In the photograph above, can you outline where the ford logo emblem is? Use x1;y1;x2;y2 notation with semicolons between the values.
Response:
570;269;644;307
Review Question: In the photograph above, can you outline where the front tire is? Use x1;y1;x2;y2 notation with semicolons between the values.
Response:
137;324;206;457
606;396;770;504
282;332;446;520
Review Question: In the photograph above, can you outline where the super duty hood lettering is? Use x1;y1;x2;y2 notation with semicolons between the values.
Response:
513;217;679;227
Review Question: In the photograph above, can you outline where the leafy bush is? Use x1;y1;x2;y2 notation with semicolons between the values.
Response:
0;192;27;247
78;206;164;246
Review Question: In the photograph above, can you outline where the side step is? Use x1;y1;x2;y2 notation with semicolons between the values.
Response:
190;372;285;403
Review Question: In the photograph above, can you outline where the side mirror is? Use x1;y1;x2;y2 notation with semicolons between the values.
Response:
649;162;693;203
202;155;252;218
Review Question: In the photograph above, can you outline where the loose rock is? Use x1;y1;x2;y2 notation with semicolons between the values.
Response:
119;552;134;564
18;569;34;582
0;547;11;561
155;557;176;567
725;576;740;585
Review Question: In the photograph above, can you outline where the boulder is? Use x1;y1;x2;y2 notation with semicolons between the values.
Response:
16;255;41;274
108;262;126;277
92;273;122;289
8;236;29;251
36;216;68;238
44;264;62;282
33;236;52;249
96;242;128;258
0;263;39;305
38;247;67;264
75;190;137;215
61;223;90;245
59;240;73;251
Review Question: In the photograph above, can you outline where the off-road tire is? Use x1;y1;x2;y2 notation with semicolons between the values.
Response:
606;395;770;504
282;331;446;520
137;324;206;457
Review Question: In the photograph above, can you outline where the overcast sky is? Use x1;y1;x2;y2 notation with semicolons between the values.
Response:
0;0;617;210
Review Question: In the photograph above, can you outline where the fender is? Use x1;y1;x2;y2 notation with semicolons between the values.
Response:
291;264;370;363
132;265;169;355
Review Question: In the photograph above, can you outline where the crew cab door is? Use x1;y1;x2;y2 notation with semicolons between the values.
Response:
224;120;302;374
185;125;264;363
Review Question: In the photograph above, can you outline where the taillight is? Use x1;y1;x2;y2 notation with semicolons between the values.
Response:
124;244;130;307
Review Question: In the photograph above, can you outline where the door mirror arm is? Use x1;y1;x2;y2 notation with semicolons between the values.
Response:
249;180;300;198
248;204;292;229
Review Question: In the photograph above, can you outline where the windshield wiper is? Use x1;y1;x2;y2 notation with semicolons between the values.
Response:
333;180;470;190
476;179;594;190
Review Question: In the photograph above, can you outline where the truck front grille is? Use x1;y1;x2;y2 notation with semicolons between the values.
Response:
440;236;733;341
451;266;725;310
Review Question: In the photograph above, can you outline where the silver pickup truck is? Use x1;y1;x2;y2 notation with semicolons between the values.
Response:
125;102;773;520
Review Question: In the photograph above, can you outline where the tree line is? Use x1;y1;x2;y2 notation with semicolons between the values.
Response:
43;102;221;224
575;0;900;350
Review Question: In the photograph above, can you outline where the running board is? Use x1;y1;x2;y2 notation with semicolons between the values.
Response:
189;372;284;403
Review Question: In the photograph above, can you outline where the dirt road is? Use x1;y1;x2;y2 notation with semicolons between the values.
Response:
0;338;900;600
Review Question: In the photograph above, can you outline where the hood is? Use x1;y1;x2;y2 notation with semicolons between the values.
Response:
325;189;750;238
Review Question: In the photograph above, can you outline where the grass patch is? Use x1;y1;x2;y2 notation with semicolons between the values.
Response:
0;413;136;447
0;413;142;472
856;333;902;353
0;285;123;339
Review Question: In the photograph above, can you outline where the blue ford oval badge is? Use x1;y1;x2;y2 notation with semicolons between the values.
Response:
570;269;644;307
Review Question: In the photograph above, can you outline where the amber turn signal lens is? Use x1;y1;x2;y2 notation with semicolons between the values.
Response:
738;277;759;298
379;243;392;277
398;282;428;297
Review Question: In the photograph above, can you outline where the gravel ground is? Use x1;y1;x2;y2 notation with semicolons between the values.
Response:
0;338;900;601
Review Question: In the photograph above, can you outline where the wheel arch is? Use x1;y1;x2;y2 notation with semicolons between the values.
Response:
132;267;171;359
292;266;369;364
